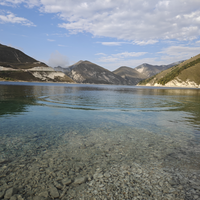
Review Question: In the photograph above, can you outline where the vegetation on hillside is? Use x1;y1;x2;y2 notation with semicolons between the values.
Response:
138;74;157;85
157;58;200;85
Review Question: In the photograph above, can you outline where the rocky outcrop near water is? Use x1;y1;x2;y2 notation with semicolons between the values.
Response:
0;67;75;83
138;53;200;88
63;60;127;85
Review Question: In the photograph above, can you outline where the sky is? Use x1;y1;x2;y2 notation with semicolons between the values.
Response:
0;0;200;71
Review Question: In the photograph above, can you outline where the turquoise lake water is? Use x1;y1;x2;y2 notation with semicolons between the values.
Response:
0;82;200;171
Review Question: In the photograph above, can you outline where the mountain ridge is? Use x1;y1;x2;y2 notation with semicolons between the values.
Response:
0;44;74;83
135;61;184;78
138;54;200;88
113;66;147;85
63;60;127;85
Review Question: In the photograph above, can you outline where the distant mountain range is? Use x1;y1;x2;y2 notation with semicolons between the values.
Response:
0;44;74;83
61;60;127;85
113;66;147;85
135;61;184;78
138;54;200;88
56;60;183;85
1;43;197;87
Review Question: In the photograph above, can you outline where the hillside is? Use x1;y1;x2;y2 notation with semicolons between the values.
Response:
138;54;200;88
64;60;127;85
0;43;49;69
113;66;147;85
135;61;184;78
0;44;74;83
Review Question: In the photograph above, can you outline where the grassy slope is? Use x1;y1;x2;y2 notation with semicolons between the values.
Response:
139;54;200;85
178;64;200;85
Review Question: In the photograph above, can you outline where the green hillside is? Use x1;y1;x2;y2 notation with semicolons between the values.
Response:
138;54;200;86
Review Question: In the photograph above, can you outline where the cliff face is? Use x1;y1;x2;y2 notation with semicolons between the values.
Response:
64;60;127;85
138;54;200;88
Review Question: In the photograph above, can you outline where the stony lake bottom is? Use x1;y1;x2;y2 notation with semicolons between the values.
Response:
0;82;200;200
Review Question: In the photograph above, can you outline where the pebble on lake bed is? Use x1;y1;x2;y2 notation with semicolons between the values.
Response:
73;176;88;185
1;126;200;200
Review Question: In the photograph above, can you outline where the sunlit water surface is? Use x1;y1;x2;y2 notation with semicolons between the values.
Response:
0;82;200;175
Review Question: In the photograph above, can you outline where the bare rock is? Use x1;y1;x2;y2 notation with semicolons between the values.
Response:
73;177;88;185
33;196;45;200
49;186;59;198
38;191;49;198
4;188;17;199
62;178;72;186
10;196;17;200
0;190;5;199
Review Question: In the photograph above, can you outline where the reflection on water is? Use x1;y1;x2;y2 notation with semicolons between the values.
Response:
0;82;200;199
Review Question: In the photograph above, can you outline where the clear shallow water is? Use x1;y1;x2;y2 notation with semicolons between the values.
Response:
0;82;200;164
1;82;200;197
1;82;200;199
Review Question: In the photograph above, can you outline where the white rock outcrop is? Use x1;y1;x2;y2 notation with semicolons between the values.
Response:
27;67;54;72
165;78;200;88
31;71;66;81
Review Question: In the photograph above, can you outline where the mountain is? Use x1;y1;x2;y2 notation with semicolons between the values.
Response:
135;61;184;78
138;54;200;88
64;60;127;85
0;43;49;69
0;44;74;83
113;66;147;85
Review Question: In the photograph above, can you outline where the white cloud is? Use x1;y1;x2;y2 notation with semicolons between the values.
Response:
1;0;200;41
42;0;200;41
100;42;126;46
99;51;147;63
58;44;67;47
48;50;69;67
133;40;159;46
0;0;39;8
95;53;106;56
0;11;35;26
47;39;55;42
159;45;200;63
114;52;147;58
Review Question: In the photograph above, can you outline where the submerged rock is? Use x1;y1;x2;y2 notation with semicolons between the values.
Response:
73;176;88;185
49;185;59;198
62;178;72;186
4;188;17;199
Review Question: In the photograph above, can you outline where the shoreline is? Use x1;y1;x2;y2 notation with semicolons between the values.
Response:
137;84;200;89
1;79;200;89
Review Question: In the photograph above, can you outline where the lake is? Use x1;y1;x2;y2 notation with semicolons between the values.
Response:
0;82;200;199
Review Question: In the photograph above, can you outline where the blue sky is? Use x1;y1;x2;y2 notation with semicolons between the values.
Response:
0;0;200;71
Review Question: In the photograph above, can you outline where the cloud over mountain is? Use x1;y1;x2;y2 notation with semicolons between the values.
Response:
48;50;69;68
